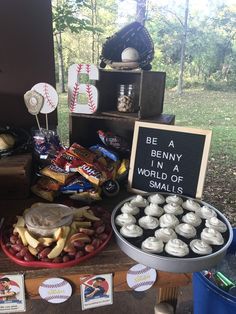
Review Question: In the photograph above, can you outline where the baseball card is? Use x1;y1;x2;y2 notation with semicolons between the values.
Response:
0;273;26;313
80;273;113;310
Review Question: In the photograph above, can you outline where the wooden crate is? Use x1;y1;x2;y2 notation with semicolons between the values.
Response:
0;154;32;199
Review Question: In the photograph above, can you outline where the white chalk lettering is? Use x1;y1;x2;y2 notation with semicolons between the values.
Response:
168;140;175;148
146;137;158;145
151;150;182;162
173;165;179;172
137;168;167;180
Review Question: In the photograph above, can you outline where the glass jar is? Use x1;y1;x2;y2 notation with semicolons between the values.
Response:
117;84;135;113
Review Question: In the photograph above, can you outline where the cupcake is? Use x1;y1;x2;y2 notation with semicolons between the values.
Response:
165;239;189;257
148;193;165;205
115;213;136;227
182;199;201;212
166;195;183;205
141;237;164;253
130;195;148;207
196;205;217;219
190;239;212;255
120;224;143;238
159;214;179;228
200;228;224;245
155;228;177;243
182;212;202;227
175;223;197;239
138;215;159;230
205;217;227;233
163;203;183;215
144;203;164;217
120;202;140;215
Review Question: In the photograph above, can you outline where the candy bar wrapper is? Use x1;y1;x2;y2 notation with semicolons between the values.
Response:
40;164;75;184
116;158;129;181
60;175;93;193
76;163;107;186
68;143;97;165
36;176;61;191
70;189;102;203
31;184;56;202
53;149;81;168
90;144;119;162
97;130;130;153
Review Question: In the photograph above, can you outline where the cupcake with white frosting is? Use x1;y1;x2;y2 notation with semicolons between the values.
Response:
120;202;140;215
182;212;202;227
144;203;164;217
190;239;212;255
155;228;177;243
120;224;143;238
159;214;179;228
141;237;164;253
175;223;197;239
165;239;189;257
138;215;159;230
115;213;136;227
205;217;227;233
182;199;201;212
163;203;183;215
196;205;217;219
148;193;165;205
166;195;183;205
130;195;148;207
201;228;224;245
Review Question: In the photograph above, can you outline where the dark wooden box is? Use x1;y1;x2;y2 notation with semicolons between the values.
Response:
0;154;32;199
96;69;166;119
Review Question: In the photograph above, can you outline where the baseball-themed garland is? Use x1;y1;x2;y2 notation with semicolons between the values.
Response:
68;64;99;114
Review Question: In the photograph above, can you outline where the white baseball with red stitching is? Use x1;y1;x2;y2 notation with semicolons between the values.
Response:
32;82;58;114
39;277;72;304
126;264;157;292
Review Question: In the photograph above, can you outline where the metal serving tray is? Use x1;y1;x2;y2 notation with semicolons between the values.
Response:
111;193;233;273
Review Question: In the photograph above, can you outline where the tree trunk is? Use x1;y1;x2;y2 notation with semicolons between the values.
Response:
91;0;96;63
136;0;147;25
177;0;189;95
56;31;66;93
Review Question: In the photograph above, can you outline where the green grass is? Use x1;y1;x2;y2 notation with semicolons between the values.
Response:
58;89;236;165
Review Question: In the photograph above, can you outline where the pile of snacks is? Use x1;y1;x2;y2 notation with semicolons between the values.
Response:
31;130;130;202
2;204;111;266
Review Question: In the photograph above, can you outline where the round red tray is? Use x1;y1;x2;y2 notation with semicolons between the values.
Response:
0;208;112;269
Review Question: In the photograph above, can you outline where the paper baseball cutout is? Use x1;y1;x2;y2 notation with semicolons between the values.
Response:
68;63;99;114
32;83;58;114
24;90;44;115
39;277;72;304
126;264;157;291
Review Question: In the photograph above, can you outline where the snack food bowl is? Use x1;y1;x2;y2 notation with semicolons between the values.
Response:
111;193;233;273
24;203;74;237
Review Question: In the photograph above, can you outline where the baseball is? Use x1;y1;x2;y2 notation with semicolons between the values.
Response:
39;277;72;304
126;264;157;292
121;47;139;62
32;82;58;114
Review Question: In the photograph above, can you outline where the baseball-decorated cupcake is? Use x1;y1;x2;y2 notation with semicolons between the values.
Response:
130;195;148;207
148;193;165;205
166;195;183;205
196;205;217;219
175;223;197;239
141;237;164;253
165;239;189;257
182;199;201;212
144;203;164;217
182;212;202;227
163;203;183;215
120;223;143;238
155;228;177;243
120;202;140;215
138;215;159;230
200;228;224;245
115;213;136;227
159;214;179;228
190;239;212;255
205;217;227;233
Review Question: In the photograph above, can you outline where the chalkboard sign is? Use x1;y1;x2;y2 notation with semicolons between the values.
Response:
128;122;212;198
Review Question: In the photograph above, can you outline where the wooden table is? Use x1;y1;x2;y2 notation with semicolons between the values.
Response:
0;193;191;306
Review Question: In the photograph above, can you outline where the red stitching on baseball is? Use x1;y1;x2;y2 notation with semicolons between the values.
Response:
128;266;151;275
70;82;79;112
86;84;96;113
44;295;69;301
43;83;55;109
131;281;155;290
76;64;83;74
86;64;91;75
41;280;68;289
